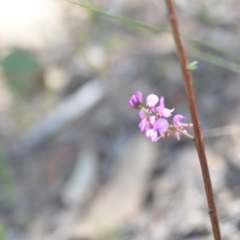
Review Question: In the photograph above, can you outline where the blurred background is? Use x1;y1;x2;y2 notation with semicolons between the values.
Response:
1;0;240;239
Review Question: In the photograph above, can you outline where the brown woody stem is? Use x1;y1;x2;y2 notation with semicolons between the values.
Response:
165;0;222;239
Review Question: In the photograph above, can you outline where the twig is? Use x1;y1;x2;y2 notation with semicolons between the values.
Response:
164;1;222;239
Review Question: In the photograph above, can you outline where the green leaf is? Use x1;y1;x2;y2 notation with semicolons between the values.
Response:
1;49;41;98
186;61;198;70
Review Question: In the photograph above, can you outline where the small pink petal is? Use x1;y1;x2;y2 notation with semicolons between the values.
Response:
162;108;174;118
136;91;143;104
149;115;156;125
155;118;169;133
173;114;186;128
146;129;160;142
146;94;159;107
156;96;174;118
160;96;164;106
139;110;146;118
139;118;149;132
129;95;138;108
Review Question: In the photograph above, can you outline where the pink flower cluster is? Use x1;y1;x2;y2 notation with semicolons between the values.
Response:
129;91;193;142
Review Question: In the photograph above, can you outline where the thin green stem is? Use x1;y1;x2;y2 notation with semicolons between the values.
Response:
65;0;168;33
65;0;240;71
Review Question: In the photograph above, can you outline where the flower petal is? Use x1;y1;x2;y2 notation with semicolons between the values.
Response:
146;128;160;142
139;110;146;118
139;118;149;132
157;96;164;113
173;114;186;128
129;95;138;108
135;91;143;104
162;107;175;118
155;96;174;117
149;115;156;125
155;118;169;133
146;94;159;107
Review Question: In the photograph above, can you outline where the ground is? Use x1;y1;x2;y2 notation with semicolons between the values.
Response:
0;0;240;239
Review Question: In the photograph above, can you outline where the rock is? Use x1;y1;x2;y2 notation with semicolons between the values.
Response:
71;135;157;238
61;148;98;208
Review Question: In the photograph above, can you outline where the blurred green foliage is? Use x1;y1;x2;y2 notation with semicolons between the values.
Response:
1;49;41;98
65;0;240;74
97;228;131;240
0;223;6;240
0;146;16;209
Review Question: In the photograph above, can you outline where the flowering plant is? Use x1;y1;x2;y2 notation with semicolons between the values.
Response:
129;91;193;142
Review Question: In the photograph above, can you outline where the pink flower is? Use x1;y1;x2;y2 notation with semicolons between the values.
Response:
135;91;142;104
173;114;187;128
156;97;174;118
146;94;159;107
155;118;169;133
130;91;193;142
145;94;159;112
129;91;143;108
146;128;160;142
138;95;171;142
145;116;159;142
145;118;169;142
173;115;188;140
138;110;150;132
129;95;138;108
